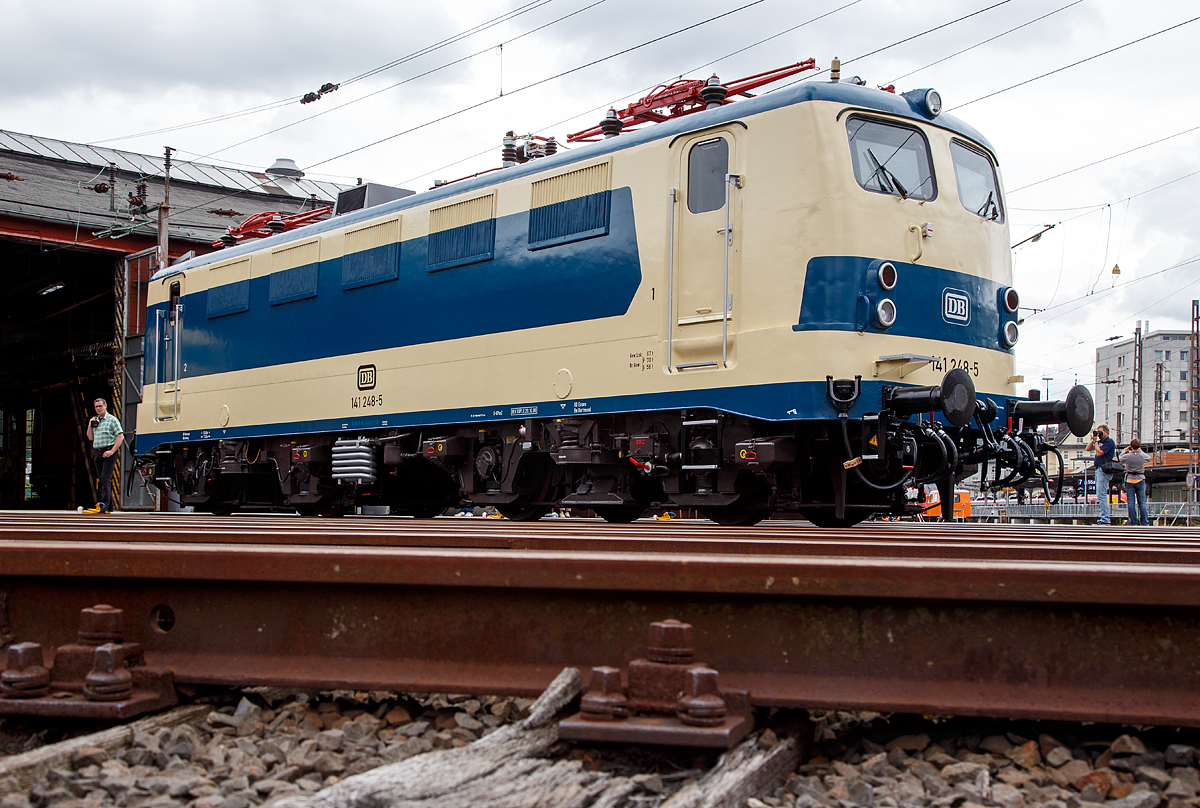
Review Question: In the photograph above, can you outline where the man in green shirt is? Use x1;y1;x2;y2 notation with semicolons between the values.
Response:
84;397;123;513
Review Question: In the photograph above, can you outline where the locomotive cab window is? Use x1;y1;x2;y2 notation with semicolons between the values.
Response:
687;138;729;214
950;140;1004;222
846;117;935;201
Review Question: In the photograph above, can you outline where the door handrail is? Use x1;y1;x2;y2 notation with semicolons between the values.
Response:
667;187;676;372
722;174;742;368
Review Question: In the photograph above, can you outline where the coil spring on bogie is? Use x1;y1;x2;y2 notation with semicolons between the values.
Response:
332;437;377;484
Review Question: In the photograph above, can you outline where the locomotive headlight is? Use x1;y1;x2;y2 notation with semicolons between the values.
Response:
1003;287;1019;313
902;88;942;118
924;89;942;117
875;298;897;328
877;262;898;290
1004;320;1020;347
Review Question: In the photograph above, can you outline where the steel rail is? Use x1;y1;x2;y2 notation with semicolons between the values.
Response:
4;513;1200;563
3;514;1200;727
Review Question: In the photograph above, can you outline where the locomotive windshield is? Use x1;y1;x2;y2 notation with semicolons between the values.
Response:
845;116;935;201
950;140;1004;223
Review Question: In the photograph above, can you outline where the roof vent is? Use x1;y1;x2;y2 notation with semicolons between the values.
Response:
266;158;304;178
334;182;415;216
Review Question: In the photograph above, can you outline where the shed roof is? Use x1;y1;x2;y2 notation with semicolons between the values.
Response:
0;129;351;248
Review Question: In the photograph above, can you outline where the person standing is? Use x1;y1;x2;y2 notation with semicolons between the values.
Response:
1122;438;1152;526
84;397;123;513
1086;424;1117;525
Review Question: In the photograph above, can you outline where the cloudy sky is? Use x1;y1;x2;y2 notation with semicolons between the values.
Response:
4;0;1198;402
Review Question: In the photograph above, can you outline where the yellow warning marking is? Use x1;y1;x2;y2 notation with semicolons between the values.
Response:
868;435;878;446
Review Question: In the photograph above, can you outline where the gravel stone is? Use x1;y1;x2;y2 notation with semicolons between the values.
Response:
1165;746;1196;767
1137;767;1175;789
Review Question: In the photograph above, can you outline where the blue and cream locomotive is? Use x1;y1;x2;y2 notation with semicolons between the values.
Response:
136;62;1092;525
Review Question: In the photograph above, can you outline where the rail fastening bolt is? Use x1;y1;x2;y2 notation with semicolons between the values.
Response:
646;618;694;664
0;642;51;698
78;604;124;646
83;644;133;702
677;666;727;727
579;666;629;721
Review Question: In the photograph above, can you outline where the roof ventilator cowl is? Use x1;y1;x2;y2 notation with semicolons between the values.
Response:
265;158;304;178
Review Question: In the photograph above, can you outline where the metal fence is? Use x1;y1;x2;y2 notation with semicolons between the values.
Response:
969;502;1200;524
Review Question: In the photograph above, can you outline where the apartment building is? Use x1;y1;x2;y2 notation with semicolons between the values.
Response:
1094;324;1195;447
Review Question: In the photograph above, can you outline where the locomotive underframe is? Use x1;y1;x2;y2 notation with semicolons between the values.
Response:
141;393;1077;526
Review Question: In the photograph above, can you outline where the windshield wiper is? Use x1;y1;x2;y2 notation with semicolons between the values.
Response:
867;148;908;199
977;191;999;220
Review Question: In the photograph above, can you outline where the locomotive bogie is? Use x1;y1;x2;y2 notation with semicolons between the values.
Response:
136;80;1091;523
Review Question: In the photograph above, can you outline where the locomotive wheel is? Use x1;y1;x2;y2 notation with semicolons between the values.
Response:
594;503;647;524
700;504;770;527
316;499;346;518
799;509;866;528
496;502;550;521
404;501;447;519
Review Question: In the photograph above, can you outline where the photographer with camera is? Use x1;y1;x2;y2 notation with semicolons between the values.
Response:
1122;438;1152;526
1086;424;1117;526
83;397;123;514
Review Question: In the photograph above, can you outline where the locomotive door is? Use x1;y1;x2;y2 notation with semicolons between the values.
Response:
153;278;183;421
668;128;742;371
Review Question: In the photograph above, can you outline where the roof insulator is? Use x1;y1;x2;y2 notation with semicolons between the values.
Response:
599;109;624;139
699;76;728;109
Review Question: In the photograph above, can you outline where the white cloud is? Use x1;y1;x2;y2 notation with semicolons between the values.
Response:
5;0;1198;404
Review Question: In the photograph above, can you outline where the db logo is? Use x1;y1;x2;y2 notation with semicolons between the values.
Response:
357;364;377;390
942;289;970;325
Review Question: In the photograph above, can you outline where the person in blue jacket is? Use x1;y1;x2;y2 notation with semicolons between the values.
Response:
1087;424;1117;525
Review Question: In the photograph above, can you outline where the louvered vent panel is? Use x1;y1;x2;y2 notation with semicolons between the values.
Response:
529;162;612;250
428;195;495;271
207;258;251;317
343;216;402;289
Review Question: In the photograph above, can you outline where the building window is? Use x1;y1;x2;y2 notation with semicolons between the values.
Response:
1183;412;1189;423
1117;395;1123;405
1117;356;1124;368
1165;391;1171;401
1155;351;1163;361
1183;391;1189;402
1183;371;1189;381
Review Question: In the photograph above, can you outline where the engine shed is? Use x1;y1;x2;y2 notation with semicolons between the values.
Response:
0;131;348;510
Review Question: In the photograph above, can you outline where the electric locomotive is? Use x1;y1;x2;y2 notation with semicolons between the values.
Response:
135;60;1093;525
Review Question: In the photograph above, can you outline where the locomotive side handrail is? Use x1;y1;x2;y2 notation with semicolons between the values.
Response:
668;187;676;372
722;174;742;368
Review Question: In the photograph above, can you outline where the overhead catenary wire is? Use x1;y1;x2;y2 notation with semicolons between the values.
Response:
767;0;1017;91
167;0;769;218
949;14;1200;111
1008;125;1200;194
302;0;768;174
201;0;609;162
87;0;560;145
883;0;1083;85
397;0;864;188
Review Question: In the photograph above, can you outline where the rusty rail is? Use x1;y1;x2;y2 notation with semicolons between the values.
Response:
2;513;1200;727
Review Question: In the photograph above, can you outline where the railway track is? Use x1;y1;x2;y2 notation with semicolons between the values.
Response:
2;511;1199;728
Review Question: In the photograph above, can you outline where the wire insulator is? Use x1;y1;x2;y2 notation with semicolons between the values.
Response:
501;135;518;167
545;138;558;156
599;109;623;139
699;76;729;109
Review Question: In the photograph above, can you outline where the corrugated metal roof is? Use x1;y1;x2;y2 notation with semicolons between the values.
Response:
0;129;345;201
